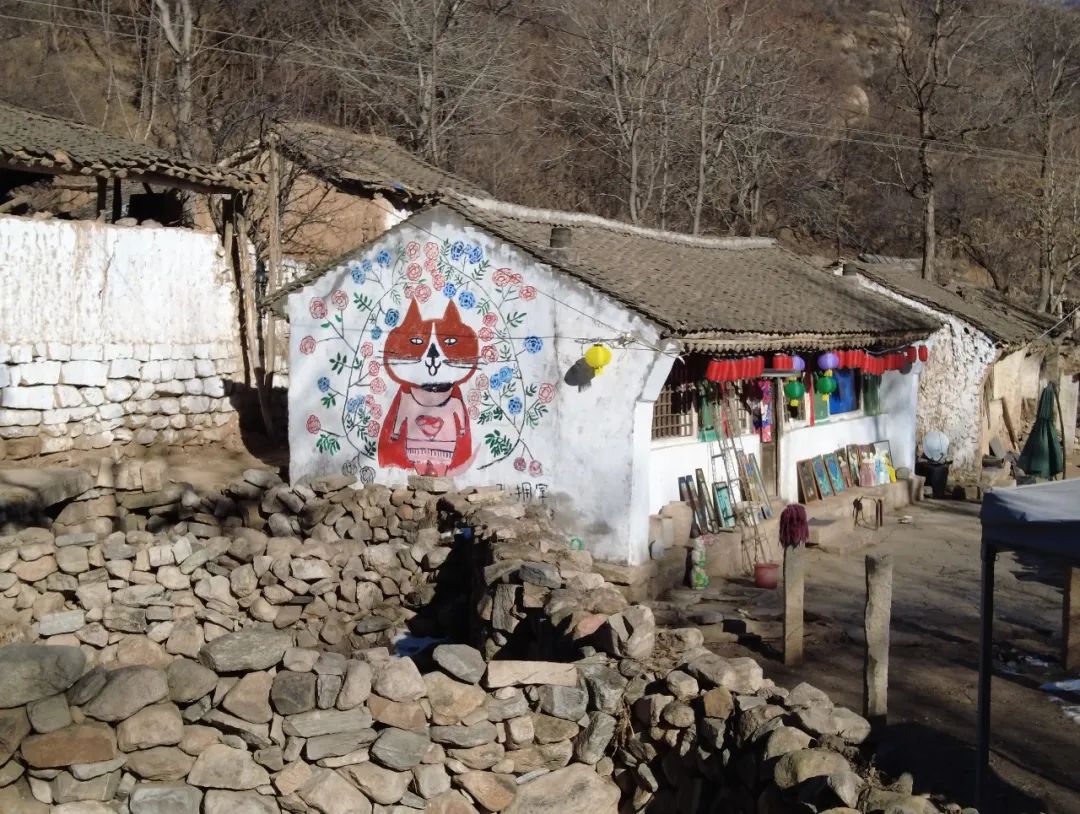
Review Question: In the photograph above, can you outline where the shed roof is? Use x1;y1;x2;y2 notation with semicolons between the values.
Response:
0;102;260;193
849;259;1058;348
277;192;938;351
273;121;489;200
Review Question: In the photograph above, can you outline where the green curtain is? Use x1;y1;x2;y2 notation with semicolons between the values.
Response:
1018;385;1063;480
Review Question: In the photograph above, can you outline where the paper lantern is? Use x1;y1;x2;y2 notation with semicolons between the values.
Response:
584;343;612;375
706;359;721;382
817;351;840;376
918;345;929;363
783;379;805;406
905;346;918;364
815;375;838;395
791;355;806;372
771;353;791;369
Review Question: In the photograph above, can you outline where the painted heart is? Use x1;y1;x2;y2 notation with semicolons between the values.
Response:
416;415;444;438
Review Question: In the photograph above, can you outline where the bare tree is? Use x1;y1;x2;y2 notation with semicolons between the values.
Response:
152;0;195;157
879;0;1001;282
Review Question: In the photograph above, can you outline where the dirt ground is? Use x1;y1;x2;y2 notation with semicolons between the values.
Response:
710;499;1080;814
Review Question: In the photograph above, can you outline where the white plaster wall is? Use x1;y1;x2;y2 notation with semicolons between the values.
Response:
0;216;236;345
648;433;761;513
854;275;997;480
287;207;671;565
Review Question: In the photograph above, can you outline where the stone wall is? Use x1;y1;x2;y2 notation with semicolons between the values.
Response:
0;469;971;814
0;215;243;460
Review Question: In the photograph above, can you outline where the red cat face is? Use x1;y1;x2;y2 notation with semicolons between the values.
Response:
383;300;479;391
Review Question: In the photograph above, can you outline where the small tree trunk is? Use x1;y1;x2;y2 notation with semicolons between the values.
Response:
921;190;936;282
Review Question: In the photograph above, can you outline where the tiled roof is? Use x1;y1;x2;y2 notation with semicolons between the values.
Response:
275;193;938;350
850;260;1059;348
440;195;939;349
273;121;488;199
0;102;260;192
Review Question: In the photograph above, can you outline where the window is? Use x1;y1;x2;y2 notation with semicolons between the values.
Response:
785;369;873;427
828;369;860;415
652;385;694;440
862;374;882;415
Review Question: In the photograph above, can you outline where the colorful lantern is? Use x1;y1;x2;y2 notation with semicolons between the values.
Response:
791;355;806;372
905;346;918;364
584;343;612;375
815;375;838;395
918;345;929;363
817;351;840;377
783;379;806;406
706;359;722;382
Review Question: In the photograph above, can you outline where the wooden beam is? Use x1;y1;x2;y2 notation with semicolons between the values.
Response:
111;177;122;222
0;159;256;195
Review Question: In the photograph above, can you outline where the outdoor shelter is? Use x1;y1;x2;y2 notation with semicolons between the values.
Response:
977;480;1080;806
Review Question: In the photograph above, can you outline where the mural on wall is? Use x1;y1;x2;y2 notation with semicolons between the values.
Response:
297;235;556;481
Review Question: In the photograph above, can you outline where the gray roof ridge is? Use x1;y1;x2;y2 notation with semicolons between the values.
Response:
452;193;777;251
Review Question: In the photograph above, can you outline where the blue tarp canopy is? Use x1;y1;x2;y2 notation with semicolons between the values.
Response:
980;479;1080;559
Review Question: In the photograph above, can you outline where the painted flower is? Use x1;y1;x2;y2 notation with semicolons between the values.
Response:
489;373;504;390
523;336;543;354
406;241;421;260
361;259;373;275
371;326;382;341
425;258;438;274
513;457;527;472
509;273;522;285
467;388;481;405
458;290;476;309
467;245;484;264
346;397;361;414
481;346;497;363
529;460;543;477
365;395;377;408
367;419;381;437
406;262;423;281
376;249;392;267
498;366;513;383
349;262;365;284
468;405;480;420
306;415;321;434
299;336;317;355
384;309;400;327
368;402;383;419
477;374;490;389
450;241;465;261
404;285;415;300
483;312;498;327
317;377;330;393
415;284;432;303
331;289;348;310
361;342;374;358
507;397;523;415
371;378;386;394
368;361;380;375
424;241;440;259
443;283;457;298
538;383;555;404
310;298;328;320
479;327;495;342
431;271;445;291
493;269;513;287
520;286;537;301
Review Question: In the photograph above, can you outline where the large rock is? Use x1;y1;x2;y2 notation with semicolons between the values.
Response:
504;764;618;814
774;749;852;790
537;686;588;721
425;672;487;725
129;782;203;814
340;762;410;804
166;659;217;704
433;644;486;684
335;661;372;710
84;667;169;722
299;768;373;814
0;777;48;814
117;703;184;751
430;721;498;748
370;728;431;770
427;790;480;814
222;672;273;724
281;708;373;738
21;723;117;768
457;771;517;811
187;744;270;789
124;747;196;781
372;658;426;702
0;645;85;707
485;661;578;689
198;629;291;672
595;606;654;661
271;671;317;716
0;707;30;763
204;790;282;814
573;712;616;764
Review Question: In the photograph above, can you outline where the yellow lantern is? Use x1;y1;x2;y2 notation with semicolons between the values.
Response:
584;343;613;375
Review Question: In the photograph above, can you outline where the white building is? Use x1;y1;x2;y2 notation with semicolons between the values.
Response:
279;194;938;568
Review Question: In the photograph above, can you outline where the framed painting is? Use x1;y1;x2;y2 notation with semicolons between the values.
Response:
846;445;863;484
713;483;736;528
695;468;719;533
812;456;834;498
678;476;701;537
746;454;774;519
825;453;846;494
874;440;894;469
836;448;854;488
797;459;819;503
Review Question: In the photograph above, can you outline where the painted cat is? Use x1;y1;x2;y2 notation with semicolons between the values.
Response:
378;299;479;476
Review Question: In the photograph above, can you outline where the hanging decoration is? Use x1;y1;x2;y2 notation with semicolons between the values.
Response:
783;379;806;407
817;351;840;377
705;355;765;382
815;375;838;395
584;343;613;376
791;355;806;372
918;345;929;363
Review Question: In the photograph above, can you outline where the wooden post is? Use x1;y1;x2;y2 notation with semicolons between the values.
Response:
863;553;893;729
111;177;123;222
95;177;108;219
783;544;805;667
263;135;284;402
1065;566;1080;672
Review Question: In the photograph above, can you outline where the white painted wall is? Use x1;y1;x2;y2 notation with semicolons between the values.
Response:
648;433;761;513
287;207;672;565
853;275;997;480
0;215;237;345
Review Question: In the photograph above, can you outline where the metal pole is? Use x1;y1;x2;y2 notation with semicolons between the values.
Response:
975;541;996;809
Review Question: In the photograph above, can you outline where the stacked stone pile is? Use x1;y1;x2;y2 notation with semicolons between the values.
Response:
0;342;239;460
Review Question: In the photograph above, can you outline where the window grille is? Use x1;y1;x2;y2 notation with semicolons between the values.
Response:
652;385;694;440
